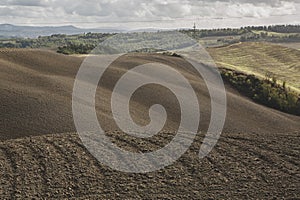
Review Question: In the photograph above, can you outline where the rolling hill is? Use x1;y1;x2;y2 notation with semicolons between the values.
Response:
1;48;299;140
0;49;299;198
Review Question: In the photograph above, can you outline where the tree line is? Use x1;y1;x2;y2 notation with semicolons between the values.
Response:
221;68;300;116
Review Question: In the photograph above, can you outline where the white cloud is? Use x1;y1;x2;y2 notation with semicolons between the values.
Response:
0;0;299;29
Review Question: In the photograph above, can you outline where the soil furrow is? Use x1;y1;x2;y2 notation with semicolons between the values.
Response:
0;146;17;199
220;138;299;177
223;134;300;159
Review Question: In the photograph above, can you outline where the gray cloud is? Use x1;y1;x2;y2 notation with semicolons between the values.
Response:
0;0;46;6
0;0;299;28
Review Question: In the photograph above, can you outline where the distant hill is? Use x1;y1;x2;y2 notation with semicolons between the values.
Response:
0;24;123;38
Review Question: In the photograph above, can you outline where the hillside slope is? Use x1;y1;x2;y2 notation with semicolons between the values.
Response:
208;42;300;91
1;49;299;140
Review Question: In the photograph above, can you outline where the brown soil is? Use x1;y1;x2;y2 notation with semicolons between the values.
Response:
0;131;299;199
0;49;299;199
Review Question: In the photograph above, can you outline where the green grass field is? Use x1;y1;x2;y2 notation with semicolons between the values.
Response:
199;35;240;47
207;42;300;92
252;30;298;37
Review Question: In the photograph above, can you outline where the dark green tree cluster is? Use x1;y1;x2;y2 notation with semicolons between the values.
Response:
248;25;300;33
57;43;96;55
240;33;261;42
78;32;113;39
180;28;249;39
221;68;300;116
181;24;300;43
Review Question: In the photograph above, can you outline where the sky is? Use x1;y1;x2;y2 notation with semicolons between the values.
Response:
0;0;299;30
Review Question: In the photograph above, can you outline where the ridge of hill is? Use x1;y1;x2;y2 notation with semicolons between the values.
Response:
1;49;299;140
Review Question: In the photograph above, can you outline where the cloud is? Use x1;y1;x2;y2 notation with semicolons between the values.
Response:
0;0;46;7
224;1;297;18
0;0;299;28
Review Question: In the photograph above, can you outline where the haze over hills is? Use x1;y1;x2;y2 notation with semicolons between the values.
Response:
0;24;124;38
